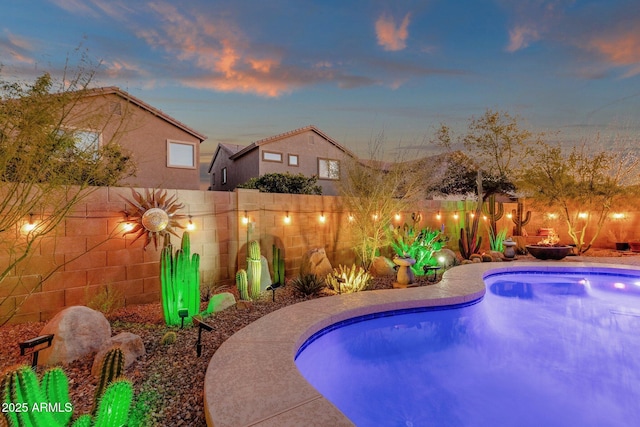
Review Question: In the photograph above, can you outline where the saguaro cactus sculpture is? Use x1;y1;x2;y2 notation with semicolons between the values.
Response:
272;245;285;286
236;269;249;301
160;231;201;326
247;240;261;299
511;199;531;236
482;194;504;237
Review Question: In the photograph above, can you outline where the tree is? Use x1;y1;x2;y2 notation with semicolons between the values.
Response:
339;135;427;270
237;172;322;194
0;62;136;325
518;138;640;254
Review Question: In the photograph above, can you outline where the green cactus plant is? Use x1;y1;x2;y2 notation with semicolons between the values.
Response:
160;331;177;345
1;365;134;427
92;347;125;413
482;194;504;238
272;245;285;286
236;269;249;300
246;240;261;299
511;198;531;236
459;212;483;259
41;367;72;426
93;379;133;427
160;231;201;326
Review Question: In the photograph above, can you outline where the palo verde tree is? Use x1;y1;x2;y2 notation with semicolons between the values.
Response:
517;138;640;254
339;134;427;270
0;60;136;325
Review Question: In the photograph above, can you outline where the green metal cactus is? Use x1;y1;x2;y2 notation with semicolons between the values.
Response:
93;379;133;427
2;365;60;427
93;347;125;413
482;194;504;237
246;240;261;299
236;269;249;300
511;198;531;236
41;367;72;426
160;231;201;326
272;245;285;286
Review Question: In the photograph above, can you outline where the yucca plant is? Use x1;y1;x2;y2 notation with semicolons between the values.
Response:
290;274;326;296
326;264;371;293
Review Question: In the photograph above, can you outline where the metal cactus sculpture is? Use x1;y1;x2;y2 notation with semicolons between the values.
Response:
1;365;132;427
93;347;125;413
459;211;483;259
272;245;285;286
160;231;201;326
511;198;531;236
236;269;249;301
482;194;504;237
246;240;261;299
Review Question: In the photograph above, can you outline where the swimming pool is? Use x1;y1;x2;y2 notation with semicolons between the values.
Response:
295;267;640;427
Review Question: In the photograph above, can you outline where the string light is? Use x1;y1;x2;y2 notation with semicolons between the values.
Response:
453;212;459;220
284;212;291;224
372;213;378;221
436;212;441;220
506;213;513;219
482;215;488;221
22;214;36;232
578;212;588;219
394;213;401;221
319;212;326;223
242;211;249;225
348;214;354;222
187;215;196;231
470;212;475;218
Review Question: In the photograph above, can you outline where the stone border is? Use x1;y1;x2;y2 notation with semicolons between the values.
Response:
204;260;640;426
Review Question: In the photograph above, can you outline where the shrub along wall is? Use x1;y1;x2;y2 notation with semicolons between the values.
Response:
3;187;639;324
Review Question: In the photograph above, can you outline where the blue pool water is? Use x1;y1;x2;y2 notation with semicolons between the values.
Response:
294;267;640;427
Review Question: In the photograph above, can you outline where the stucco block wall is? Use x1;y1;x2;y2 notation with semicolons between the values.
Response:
3;185;640;324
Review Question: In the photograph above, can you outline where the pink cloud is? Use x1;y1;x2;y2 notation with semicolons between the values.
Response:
587;28;640;77
506;25;540;52
375;13;411;51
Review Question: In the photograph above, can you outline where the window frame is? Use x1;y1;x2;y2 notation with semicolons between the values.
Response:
318;158;340;180
288;154;299;167
262;150;283;163
167;140;197;169
222;167;227;185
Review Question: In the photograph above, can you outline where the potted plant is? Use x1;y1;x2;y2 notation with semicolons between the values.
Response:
526;231;573;260
607;215;629;251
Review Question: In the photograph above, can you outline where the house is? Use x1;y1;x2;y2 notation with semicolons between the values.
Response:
70;87;207;190
207;125;356;195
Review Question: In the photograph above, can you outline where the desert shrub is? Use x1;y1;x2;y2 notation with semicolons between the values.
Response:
86;284;124;315
238;172;322;194
326;264;371;293
291;274;326;296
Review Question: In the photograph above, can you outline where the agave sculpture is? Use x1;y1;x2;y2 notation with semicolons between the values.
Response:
121;188;186;250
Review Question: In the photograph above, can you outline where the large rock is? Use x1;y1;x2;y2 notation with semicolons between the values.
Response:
299;248;333;279
91;332;145;376
205;292;236;314
38;306;111;366
434;248;457;268
260;255;272;292
369;256;396;277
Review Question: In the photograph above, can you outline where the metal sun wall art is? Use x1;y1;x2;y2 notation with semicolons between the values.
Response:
122;189;185;249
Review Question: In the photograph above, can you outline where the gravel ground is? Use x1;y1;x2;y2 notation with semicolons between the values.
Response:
0;249;633;426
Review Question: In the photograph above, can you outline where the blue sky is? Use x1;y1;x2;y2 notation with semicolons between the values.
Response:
1;0;639;182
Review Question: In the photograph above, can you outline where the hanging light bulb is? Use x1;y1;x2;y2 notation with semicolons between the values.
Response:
284;212;291;224
187;215;196;231
453;212;459;220
242;211;249;225
436;211;441;220
22;214;36;232
319;212;326;223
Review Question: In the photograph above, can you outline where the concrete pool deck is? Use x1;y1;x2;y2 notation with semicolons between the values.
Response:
204;256;640;426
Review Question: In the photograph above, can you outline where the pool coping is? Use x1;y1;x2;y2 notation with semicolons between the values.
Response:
204;260;640;427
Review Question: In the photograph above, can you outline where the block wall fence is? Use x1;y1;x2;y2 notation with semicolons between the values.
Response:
3;187;640;324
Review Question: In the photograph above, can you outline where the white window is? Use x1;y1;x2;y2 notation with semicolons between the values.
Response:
167;140;196;169
262;151;283;162
73;130;101;152
318;158;340;180
288;154;299;166
222;167;227;184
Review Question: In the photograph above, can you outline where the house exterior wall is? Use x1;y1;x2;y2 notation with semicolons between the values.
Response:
72;93;203;190
209;149;259;191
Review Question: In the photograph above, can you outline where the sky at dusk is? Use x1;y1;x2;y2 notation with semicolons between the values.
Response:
1;0;639;185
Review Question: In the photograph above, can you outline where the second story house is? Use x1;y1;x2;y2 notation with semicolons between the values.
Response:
207;125;356;195
71;87;207;190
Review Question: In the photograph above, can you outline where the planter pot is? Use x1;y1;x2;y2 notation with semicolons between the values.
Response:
526;245;573;260
615;242;630;251
629;242;640;253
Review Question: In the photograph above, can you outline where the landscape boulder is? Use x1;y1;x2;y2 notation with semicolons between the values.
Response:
38;306;111;366
299;247;333;279
433;249;457;268
260;255;272;292
369;256;396;277
91;332;145;376
205;292;236;314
